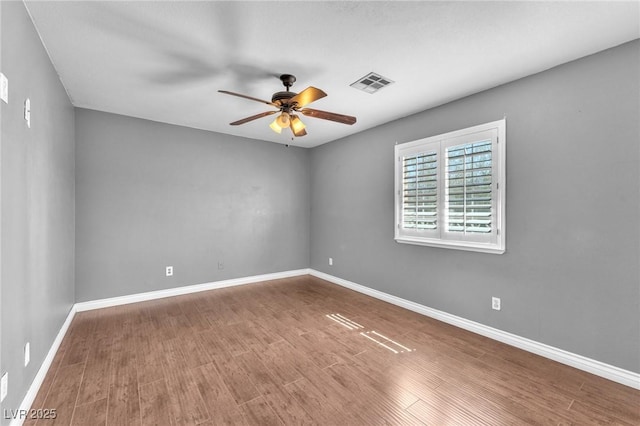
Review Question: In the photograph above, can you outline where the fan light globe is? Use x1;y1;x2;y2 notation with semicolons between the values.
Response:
269;119;282;134
290;115;306;133
276;112;290;128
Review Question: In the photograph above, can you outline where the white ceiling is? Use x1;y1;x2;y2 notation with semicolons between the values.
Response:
25;1;639;147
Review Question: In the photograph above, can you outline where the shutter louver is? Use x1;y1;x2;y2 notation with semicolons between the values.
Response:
402;152;437;230
445;140;492;234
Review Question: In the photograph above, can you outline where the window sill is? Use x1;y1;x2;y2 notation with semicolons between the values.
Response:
395;237;505;254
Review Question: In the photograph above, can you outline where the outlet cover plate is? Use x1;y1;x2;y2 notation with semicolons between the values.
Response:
25;98;31;128
0;73;8;103
25;342;31;367
1;372;8;402
492;297;501;311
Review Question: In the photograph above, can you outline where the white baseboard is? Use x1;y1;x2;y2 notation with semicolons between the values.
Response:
75;269;311;312
10;306;76;426
309;269;640;390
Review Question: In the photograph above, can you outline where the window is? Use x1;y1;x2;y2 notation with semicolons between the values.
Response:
395;119;505;254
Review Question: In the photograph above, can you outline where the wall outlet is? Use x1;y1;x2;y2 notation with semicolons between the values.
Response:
166;266;173;276
24;342;30;367
1;372;7;402
0;73;8;103
492;297;501;311
329;257;333;266
218;261;224;270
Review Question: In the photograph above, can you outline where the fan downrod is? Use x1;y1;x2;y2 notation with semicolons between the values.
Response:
280;74;296;90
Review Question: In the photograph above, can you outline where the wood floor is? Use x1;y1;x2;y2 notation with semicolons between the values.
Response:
26;275;639;425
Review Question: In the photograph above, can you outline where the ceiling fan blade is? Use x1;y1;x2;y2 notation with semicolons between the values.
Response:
288;87;327;108
230;111;277;126
218;90;278;107
300;108;357;125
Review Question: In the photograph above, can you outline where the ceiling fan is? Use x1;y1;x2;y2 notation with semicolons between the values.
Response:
219;74;356;137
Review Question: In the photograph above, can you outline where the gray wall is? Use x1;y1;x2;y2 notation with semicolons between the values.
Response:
1;2;76;423
309;40;640;373
75;109;310;302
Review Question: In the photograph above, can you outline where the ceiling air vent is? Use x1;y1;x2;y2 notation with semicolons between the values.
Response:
350;72;394;94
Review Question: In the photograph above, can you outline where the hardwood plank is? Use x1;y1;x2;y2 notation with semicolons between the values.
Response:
284;378;347;424
289;363;369;424
204;322;250;356
479;343;586;393
26;345;67;418
71;398;107;426
209;354;261;405
411;386;493;425
256;310;300;341
320;322;371;356
255;340;304;386
280;309;319;335
259;389;316;426
285;331;343;369
238;397;282;426
107;320;141;426
353;348;443;393
110;319;138;370
245;319;284;347
576;377;640;424
192;363;248;425
198;327;232;358
342;354;422;410
401;340;570;422
201;301;244;326
181;305;213;333
225;321;266;352
324;360;422;425
406;398;465;426
235;350;315;425
135;320;166;384
398;338;566;424
139;379;175;426
436;380;560;425
161;338;210;424
61;312;98;366
38;363;84;426
177;333;212;369
569;399;638;426
107;364;140;426
75;335;113;405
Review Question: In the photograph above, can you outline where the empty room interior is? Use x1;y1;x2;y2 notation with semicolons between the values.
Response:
1;1;639;425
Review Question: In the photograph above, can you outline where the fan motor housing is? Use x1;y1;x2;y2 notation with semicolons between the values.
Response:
272;91;296;104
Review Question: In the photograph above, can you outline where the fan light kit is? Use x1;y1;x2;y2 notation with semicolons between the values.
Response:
219;74;356;137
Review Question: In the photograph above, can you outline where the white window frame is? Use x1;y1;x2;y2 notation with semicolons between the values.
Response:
394;119;506;254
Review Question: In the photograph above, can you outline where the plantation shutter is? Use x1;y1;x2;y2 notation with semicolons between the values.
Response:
395;118;504;253
402;152;438;230
444;139;493;234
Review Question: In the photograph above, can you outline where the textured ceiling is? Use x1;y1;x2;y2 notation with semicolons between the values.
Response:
25;1;639;147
